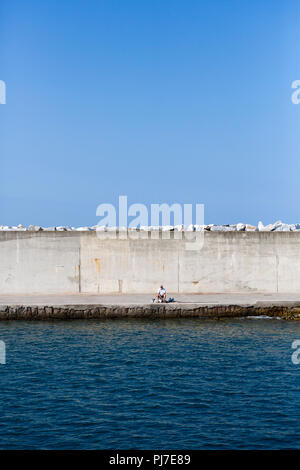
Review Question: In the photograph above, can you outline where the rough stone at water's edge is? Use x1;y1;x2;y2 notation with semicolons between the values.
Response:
1;302;300;320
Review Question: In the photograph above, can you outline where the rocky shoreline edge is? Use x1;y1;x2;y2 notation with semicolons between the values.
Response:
1;302;300;320
1;220;300;232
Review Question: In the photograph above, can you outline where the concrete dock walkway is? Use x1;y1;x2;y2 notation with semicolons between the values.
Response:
1;292;300;305
1;293;300;320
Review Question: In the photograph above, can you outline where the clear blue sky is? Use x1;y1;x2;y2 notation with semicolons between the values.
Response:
1;0;300;227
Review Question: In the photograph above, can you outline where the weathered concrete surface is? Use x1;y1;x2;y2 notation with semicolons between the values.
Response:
0;231;80;294
1;231;300;294
0;302;300;320
0;294;300;320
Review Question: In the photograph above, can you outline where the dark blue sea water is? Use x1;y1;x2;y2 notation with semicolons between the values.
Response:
0;318;299;449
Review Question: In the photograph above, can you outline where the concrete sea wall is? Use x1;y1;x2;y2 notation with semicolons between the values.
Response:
1;302;300;320
0;231;300;294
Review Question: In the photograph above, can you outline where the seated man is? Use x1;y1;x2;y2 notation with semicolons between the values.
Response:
156;285;167;302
